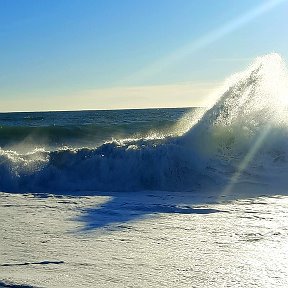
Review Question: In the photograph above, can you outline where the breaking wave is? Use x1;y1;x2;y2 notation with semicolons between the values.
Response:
1;53;288;193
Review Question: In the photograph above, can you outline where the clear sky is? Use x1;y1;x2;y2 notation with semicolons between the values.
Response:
0;0;287;112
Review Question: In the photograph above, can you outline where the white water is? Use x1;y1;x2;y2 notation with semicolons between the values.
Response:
1;192;288;287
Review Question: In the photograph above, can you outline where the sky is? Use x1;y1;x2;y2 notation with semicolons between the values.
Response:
0;0;287;112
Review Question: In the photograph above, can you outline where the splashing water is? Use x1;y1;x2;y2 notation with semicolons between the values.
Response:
0;53;288;193
183;53;288;157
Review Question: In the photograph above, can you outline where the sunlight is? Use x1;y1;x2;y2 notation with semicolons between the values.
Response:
214;52;288;198
2;1;288;287
221;125;271;196
122;0;287;85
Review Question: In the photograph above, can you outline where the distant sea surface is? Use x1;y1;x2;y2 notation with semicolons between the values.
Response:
0;108;193;150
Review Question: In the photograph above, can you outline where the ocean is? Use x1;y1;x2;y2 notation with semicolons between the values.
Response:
1;53;288;287
0;107;201;193
0;108;191;150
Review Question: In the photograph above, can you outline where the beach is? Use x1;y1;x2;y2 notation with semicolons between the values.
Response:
1;191;288;287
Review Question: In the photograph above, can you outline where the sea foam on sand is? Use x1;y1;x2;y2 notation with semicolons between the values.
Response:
1;191;288;288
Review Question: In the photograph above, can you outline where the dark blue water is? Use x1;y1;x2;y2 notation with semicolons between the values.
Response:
0;108;193;149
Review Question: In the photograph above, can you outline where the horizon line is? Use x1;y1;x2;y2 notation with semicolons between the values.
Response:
0;105;205;114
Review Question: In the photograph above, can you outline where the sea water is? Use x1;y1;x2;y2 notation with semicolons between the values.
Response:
1;53;288;287
0;108;192;150
0;107;202;192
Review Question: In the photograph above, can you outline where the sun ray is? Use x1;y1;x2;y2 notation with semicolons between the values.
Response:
221;125;272;197
121;0;287;85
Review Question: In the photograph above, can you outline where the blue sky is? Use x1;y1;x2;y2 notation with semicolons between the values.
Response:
0;0;287;111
